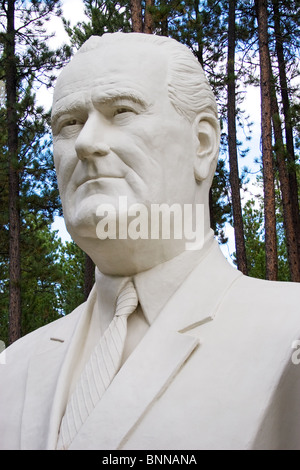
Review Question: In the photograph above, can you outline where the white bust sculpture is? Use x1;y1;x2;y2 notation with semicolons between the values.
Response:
52;32;219;275
0;33;299;451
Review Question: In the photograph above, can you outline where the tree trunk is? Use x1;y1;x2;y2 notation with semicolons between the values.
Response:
209;188;215;234
6;0;21;343
130;0;143;32
227;0;248;275
272;0;300;259
256;0;278;280
84;254;95;301
270;75;300;281
144;0;154;34
194;0;204;67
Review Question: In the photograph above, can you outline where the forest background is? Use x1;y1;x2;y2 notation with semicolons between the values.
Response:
0;0;299;346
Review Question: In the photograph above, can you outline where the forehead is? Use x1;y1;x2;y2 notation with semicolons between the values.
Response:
53;41;169;107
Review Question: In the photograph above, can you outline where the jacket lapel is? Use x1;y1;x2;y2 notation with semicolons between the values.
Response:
68;321;199;450
69;241;241;450
21;286;97;450
22;240;241;450
20;334;70;450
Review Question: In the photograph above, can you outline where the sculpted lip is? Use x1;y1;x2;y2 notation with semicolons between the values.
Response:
76;176;124;189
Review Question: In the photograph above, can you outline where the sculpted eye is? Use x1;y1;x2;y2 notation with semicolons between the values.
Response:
53;117;83;137
65;119;78;127
113;107;136;117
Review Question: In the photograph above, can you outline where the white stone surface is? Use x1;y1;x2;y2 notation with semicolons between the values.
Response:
0;33;299;450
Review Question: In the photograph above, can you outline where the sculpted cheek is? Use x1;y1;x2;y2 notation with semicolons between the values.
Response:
53;141;78;193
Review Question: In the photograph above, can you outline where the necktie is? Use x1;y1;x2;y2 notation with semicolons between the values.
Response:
57;279;138;450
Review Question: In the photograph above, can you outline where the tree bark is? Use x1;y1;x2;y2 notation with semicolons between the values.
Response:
272;0;300;259
227;0;248;275
144;0;154;34
130;0;143;32
270;75;300;281
84;254;95;301
6;0;21;343
256;0;278;280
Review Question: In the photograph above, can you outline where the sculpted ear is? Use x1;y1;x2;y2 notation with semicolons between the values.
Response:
193;113;220;182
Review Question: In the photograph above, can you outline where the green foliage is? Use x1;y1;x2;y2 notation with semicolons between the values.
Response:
0;1;72;88
1;0;299;344
0;214;63;345
240;170;296;281
63;0;132;50
56;241;86;316
0;211;88;345
0;1;72;343
20;214;63;337
210;159;231;244
242;197;266;279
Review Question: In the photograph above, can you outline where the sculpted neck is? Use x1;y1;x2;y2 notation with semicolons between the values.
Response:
71;193;212;277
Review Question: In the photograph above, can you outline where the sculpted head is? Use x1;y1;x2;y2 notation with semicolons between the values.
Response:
51;33;220;275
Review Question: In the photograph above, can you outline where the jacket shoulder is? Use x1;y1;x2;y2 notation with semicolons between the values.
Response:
0;300;88;450
231;274;300;316
2;302;84;364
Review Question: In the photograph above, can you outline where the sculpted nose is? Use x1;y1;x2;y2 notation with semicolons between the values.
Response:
75;114;110;160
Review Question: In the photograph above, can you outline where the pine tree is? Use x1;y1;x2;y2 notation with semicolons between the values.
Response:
242;174;292;282
227;0;247;274
255;0;278;280
63;0;132;49
272;0;300;241
270;70;300;281
5;0;21;343
271;0;300;275
237;0;299;282
0;0;70;343
130;0;143;31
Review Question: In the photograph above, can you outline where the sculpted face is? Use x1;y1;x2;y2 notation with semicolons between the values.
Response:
52;37;214;274
53;42;197;225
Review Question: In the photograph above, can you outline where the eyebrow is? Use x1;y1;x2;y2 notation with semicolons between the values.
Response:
51;94;86;127
92;88;150;109
51;88;151;127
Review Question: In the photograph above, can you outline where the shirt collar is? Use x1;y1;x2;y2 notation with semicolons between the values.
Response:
95;230;215;331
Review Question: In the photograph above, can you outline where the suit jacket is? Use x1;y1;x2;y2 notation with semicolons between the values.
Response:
1;240;300;450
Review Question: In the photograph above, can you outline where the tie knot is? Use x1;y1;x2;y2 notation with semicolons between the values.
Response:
115;280;138;318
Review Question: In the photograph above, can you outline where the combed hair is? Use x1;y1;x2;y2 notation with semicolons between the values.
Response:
77;33;219;124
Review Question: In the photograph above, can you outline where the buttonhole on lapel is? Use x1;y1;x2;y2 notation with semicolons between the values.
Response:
178;316;213;334
50;337;64;343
